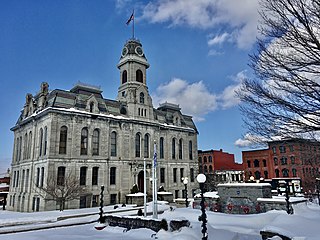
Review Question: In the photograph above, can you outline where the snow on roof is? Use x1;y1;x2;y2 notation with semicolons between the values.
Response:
218;183;271;187
194;191;219;198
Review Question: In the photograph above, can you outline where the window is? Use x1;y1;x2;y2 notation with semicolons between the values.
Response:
254;159;259;167
92;129;99;155
92;167;99;185
204;165;208;173
281;157;287;165
23;133;28;159
189;141;193;160
36;167;40;187
136;69;143;83
16;171;19;187
198;157;202;163
110;167;116;185
279;146;286;153
89;102;94;113
263;159;267;167
80;128;88;155
26;169;29;190
178;139;183;159
135;133;140;157
247;160;251;168
173;168;177;183
160;168;165;183
92;195;99;207
40;167;44;187
175;190;179;199
208;156;212;163
254;171;261;179
160;137;164;159
282;168;289;177
80;167;87;185
274;157;278;165
292;168;297;177
111;132;117;157
57;166;66;186
180;168;184;182
290;156;295;164
139;92;144;104
122;70;127;84
59;126;67;154
209;165;213;173
204;156;207;163
264;170;268;179
275;169;280;178
39;128;43;156
28;131;32;159
144;134;149;158
44;127;47;155
289;145;294;152
272;146;276;154
190;168;194;182
172;138;176;159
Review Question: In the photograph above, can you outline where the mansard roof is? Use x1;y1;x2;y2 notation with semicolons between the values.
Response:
14;82;197;133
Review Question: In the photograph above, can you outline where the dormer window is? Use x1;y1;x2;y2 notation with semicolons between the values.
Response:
139;92;144;104
136;70;143;83
122;70;127;84
90;102;94;113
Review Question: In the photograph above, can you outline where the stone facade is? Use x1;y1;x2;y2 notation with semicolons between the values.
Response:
8;38;199;212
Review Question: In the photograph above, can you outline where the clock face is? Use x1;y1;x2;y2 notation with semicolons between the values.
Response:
135;46;143;56
122;47;128;57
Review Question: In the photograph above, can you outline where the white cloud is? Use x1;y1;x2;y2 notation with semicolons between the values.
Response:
208;32;230;46
234;133;268;148
141;0;259;49
152;78;218;122
218;70;247;109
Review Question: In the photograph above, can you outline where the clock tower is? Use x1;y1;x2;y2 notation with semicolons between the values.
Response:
117;39;154;120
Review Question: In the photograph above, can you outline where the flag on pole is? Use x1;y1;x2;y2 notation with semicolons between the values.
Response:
153;150;157;168
126;12;134;25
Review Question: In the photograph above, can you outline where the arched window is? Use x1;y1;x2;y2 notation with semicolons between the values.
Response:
204;156;207;163
172;138;176;159
28;131;32;159
122;70;127;84
247;160;251;168
264;170;268;179
144;134;149;158
189;141;193;160
44;127;48;155
275;169;280;177
80;128;88;155
282;168;289;177
135;133;141;157
139;92;145;104
59;126;67;154
274;157;278;165
89;102;94;113
111;132;117;157
39;128;43;156
198;157;202;163
254;159;259;167
292;168;297;177
178;139;183;159
209;165;213;173
263;159;267;167
204;165;208;173
92;167;99;185
92;129;100;155
23;133;28;159
136;69;143;83
160;137;164;159
208;156;212;163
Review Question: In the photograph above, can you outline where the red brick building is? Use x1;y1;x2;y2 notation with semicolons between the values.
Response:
242;139;320;191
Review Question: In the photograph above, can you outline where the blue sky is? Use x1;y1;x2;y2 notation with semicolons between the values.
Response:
0;0;260;173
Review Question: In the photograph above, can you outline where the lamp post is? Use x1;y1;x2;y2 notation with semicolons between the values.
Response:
182;177;188;208
95;185;106;230
197;174;208;240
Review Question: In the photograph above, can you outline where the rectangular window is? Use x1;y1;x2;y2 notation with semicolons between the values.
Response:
175;190;179;199
16;171;19;188
279;146;286;153
160;137;164;159
57;166;66;186
92;195;99;207
40;167;44;187
189;141;193;160
110;167;116;185
36;168;40;187
190;168;194;182
92;167;99;185
289;145;294;152
160;168;165;183
92;130;99;156
111;132;117;157
272;146;276;154
173;168;177;183
80;167;87;185
172;139;176;159
180;168;184;182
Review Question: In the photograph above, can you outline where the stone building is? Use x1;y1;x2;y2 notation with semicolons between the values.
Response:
7;38;199;212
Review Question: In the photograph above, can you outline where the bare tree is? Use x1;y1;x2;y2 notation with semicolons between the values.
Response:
239;0;320;140
37;170;86;211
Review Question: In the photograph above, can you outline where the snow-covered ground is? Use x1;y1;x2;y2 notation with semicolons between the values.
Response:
0;202;320;240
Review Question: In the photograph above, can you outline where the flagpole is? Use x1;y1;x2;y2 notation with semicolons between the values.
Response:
132;9;135;39
153;140;158;219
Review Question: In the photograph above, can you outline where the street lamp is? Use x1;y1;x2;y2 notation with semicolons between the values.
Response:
197;174;208;240
182;177;188;207
95;185;106;230
316;178;320;206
